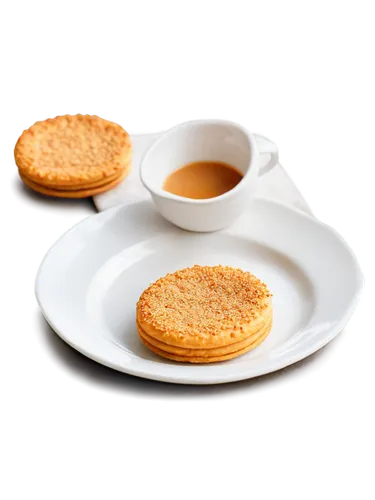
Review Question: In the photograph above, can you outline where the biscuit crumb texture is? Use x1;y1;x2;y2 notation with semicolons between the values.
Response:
14;114;131;183
137;265;272;338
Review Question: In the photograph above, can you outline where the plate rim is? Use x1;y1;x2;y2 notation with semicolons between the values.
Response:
35;198;365;384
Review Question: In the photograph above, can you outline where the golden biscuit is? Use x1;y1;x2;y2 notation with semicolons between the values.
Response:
21;151;131;191
19;167;128;198
137;314;271;357
26;168;127;190
137;265;272;349
15;114;132;184
140;319;272;363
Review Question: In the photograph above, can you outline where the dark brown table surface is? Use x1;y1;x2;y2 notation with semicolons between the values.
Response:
33;307;347;401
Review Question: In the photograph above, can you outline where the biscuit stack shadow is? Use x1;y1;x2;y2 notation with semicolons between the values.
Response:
14;114;132;198
136;265;273;364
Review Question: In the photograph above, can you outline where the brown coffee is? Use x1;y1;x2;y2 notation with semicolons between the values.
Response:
163;161;243;200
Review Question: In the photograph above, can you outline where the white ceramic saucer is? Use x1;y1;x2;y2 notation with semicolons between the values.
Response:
36;199;363;384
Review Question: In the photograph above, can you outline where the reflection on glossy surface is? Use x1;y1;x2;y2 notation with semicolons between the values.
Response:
271;320;342;358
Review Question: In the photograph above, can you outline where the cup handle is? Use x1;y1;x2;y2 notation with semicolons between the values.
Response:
255;134;279;177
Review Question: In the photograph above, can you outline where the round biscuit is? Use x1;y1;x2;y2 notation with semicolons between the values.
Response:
137;314;271;357
19;167;128;198
137;265;272;349
15;114;132;184
139;319;272;363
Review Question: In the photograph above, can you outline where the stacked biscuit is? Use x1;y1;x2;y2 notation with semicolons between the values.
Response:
137;265;272;363
14;114;131;198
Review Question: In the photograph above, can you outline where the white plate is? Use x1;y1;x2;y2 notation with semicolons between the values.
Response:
93;132;313;215
36;199;363;384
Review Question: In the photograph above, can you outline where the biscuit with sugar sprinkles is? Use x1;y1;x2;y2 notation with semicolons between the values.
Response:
136;265;272;363
11;113;132;189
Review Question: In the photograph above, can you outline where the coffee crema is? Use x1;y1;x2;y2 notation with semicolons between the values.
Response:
163;161;243;200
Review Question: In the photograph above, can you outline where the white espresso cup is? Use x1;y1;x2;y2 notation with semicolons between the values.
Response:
140;119;278;232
